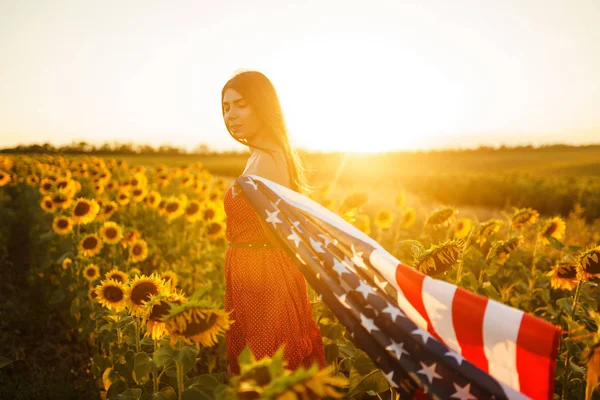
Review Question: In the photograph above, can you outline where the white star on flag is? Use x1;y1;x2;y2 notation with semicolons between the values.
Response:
332;258;351;276
334;292;352;309
451;383;476;400
355;280;376;300
360;313;379;333
317;233;332;247
245;177;258;190
385;340;409;360
270;199;281;209
295;253;306;265
291;220;303;233
381;304;404;321
412;328;434;344
418;362;442;384
381;369;398;388
265;209;283;228
374;274;389;290
309;236;326;253
445;350;465;366
287;230;301;247
351;244;368;269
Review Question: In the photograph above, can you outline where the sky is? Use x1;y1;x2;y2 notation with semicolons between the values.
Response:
1;0;599;153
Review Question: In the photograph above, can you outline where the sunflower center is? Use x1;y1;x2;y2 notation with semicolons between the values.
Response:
133;189;142;196
132;245;143;256
186;203;200;215
105;205;115;213
583;253;600;274
53;194;67;204
85;267;97;277
57;219;69;229
105;228;117;239
103;286;124;302
74;201;91;217
82;236;99;250
182;313;219;336
108;273;123;282
203;208;215;220
557;266;577;279
130;282;159;305
43;183;53;191
207;223;221;235
166;203;179;213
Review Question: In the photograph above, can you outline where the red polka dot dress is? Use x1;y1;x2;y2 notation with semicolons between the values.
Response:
223;181;327;376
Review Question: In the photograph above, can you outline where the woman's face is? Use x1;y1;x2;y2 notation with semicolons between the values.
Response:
222;88;262;142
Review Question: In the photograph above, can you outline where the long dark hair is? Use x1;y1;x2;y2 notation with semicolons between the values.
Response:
221;70;312;195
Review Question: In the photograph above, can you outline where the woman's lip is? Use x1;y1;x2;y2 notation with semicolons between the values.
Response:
230;125;242;131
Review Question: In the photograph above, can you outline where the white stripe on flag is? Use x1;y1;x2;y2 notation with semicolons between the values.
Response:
482;299;523;393
369;249;427;330
421;277;462;354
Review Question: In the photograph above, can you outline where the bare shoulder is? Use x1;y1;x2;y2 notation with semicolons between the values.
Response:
246;150;290;189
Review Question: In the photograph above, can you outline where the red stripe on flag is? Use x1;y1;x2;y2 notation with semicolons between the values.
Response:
452;287;489;373
394;263;443;342
516;312;561;399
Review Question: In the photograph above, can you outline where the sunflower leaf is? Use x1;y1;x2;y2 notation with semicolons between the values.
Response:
0;356;12;369
547;236;565;250
133;352;153;384
153;341;174;368
173;345;198;374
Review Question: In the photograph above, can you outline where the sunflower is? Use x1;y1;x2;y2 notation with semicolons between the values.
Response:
40;196;56;213
99;221;123;245
101;201;119;221
185;200;202;222
547;260;580;290
129;267;142;277
374;208;394;230
486;235;524;265
116;190;131;206
577;246;600;281
88;286;99;301
202;204;218;222
83;263;101;282
425;207;457;230
454;218;472;239
130;172;148;189
341;192;369;211
105;268;128;283
79;234;104;257
161;297;234;348
352;214;371;236
163;197;185;222
477;219;504;246
272;364;348;399
93;182;104;195
159;270;179;289
142;290;188;340
95;279;129;312
540;216;566;245
400;208;416;229
52;215;74;235
511;207;539;230
129;239;149;263
131;187;147;203
127;274;166;316
71;198;100;225
62;257;73;270
0;170;10;187
105;180;119;192
25;174;40;186
180;175;194;188
121;229;141;249
146;191;162;209
206;221;224;240
51;191;72;209
414;240;463;275
39;178;55;195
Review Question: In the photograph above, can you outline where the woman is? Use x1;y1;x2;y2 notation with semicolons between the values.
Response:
221;70;327;377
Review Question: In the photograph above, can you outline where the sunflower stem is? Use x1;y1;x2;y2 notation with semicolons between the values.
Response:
176;339;184;400
530;229;540;277
560;280;583;400
153;339;159;394
135;316;140;353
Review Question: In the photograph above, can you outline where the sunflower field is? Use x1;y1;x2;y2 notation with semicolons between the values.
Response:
1;153;600;400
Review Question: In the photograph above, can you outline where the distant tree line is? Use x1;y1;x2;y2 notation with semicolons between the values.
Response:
0;141;246;156
0;140;598;156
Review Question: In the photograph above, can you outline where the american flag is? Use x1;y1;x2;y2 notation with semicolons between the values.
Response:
235;175;561;400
